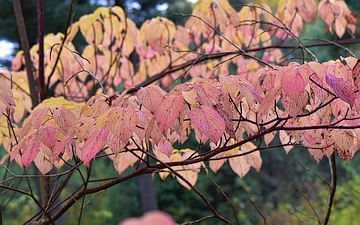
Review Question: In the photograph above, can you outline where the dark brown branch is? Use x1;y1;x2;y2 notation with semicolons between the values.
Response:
37;0;45;101
12;0;39;106
323;153;337;225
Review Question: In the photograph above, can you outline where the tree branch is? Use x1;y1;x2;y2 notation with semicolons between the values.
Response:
323;153;337;225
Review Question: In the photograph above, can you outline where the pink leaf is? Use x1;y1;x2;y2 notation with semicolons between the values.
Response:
37;126;58;149
241;142;262;172
52;135;73;161
325;73;355;107
154;140;173;157
81;127;109;166
53;108;77;133
107;131;126;155
76;117;95;142
280;64;309;101
119;211;176;225
0;79;15;110
352;58;360;89
22;140;41;167
147;115;164;144
156;95;184;135
137;85;166;113
257;86;281;121
189;105;225;143
108;107;139;143
238;77;263;105
282;90;308;118
30;107;49;128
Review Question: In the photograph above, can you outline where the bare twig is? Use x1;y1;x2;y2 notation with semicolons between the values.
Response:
292;184;321;224
210;179;240;225
50;44;105;93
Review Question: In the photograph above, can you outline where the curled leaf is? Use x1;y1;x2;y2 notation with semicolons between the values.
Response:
325;73;355;107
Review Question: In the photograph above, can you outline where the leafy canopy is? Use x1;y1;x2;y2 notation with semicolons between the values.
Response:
0;0;359;191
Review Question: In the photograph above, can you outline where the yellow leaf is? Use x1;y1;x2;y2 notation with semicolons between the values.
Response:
241;142;262;172
332;129;356;163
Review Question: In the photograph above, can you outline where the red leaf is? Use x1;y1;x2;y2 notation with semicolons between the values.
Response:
189;105;225;143
81;127;109;166
325;73;355;107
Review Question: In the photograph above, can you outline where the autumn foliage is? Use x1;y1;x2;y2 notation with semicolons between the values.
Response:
1;0;360;185
0;0;359;222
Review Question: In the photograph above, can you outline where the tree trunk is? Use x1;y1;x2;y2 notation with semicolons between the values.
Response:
114;0;125;8
138;161;158;212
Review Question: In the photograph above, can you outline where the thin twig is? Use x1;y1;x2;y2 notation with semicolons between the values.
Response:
210;179;240;225
292;184;321;224
298;162;330;188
